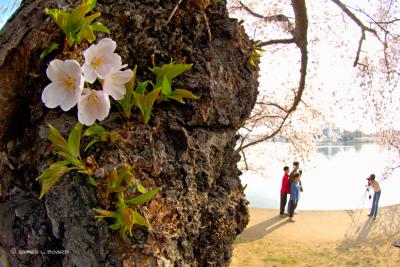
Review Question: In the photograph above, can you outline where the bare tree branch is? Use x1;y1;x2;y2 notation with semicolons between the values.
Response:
349;6;390;34
241;151;249;171
237;113;291;152
354;29;366;67
259;38;295;47
330;0;377;34
237;2;296;47
288;0;308;114
256;102;288;112
238;1;294;25
329;0;383;67
248;113;285;121
376;18;400;24
235;0;309;153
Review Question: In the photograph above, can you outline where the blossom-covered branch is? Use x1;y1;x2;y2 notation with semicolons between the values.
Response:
235;0;309;153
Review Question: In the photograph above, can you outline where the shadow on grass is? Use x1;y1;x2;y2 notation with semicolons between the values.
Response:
337;205;400;252
235;215;289;244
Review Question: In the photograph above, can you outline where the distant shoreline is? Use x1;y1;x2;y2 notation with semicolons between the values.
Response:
247;203;400;212
317;139;377;145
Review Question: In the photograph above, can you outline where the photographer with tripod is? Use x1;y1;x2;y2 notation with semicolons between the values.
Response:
367;174;381;220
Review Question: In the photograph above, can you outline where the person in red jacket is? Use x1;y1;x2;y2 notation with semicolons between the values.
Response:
280;166;290;216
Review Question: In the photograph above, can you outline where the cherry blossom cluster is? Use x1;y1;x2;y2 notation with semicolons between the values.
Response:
41;38;133;126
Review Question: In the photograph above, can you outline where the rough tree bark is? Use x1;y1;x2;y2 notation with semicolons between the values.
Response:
0;0;258;266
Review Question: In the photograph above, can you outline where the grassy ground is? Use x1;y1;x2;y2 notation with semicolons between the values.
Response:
230;206;400;267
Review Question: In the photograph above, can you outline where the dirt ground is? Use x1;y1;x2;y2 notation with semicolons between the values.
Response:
231;205;400;266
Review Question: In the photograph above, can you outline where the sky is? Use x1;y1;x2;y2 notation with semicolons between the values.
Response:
228;0;400;134
0;0;21;30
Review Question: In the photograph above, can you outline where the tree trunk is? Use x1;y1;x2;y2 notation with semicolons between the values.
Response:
0;0;258;266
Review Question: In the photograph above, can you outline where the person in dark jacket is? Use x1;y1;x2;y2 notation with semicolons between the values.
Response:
289;161;303;186
288;173;301;222
288;161;303;213
279;166;290;216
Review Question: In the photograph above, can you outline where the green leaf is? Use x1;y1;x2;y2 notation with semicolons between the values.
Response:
249;47;264;67
120;207;134;237
88;175;97;186
67;123;83;159
45;8;70;34
151;62;193;88
109;223;121;230
40;42;59;61
82;11;101;25
94;208;115;217
37;161;71;199
161;75;172;96
57;151;84;169
84;124;107;137
125;65;137;96
79;24;96;43
134;88;161;124
240;184;248;193
84;139;99;152
118;65;137;118
90;22;110;34
161;89;199;103
117;166;133;183
126;188;159;205
83;0;97;11
48;124;85;169
131;210;150;229
134;81;149;95
46;0;106;46
136;182;147;194
48;124;69;154
70;2;92;25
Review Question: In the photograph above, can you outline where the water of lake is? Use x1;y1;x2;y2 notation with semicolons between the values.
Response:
240;143;400;210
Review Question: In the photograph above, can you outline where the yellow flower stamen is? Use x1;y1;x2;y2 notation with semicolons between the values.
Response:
64;77;75;91
88;92;100;105
91;57;103;69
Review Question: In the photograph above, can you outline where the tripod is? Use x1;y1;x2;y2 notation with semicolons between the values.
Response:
346;185;371;237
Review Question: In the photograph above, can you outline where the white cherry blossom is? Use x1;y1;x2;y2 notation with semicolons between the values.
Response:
41;59;84;111
82;38;122;83
77;89;111;126
103;63;133;100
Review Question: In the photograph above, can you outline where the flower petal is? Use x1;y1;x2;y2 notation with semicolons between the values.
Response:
60;88;81;111
115;69;133;84
94;91;111;121
41;82;67;109
78;93;97;126
82;64;97;83
96;53;122;79
82;38;121;81
103;81;126;100
77;90;111;126
103;69;132;100
63;60;83;78
43;59;84;111
96;38;117;54
46;59;65;82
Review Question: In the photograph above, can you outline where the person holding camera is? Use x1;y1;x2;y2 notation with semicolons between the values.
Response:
367;174;381;220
